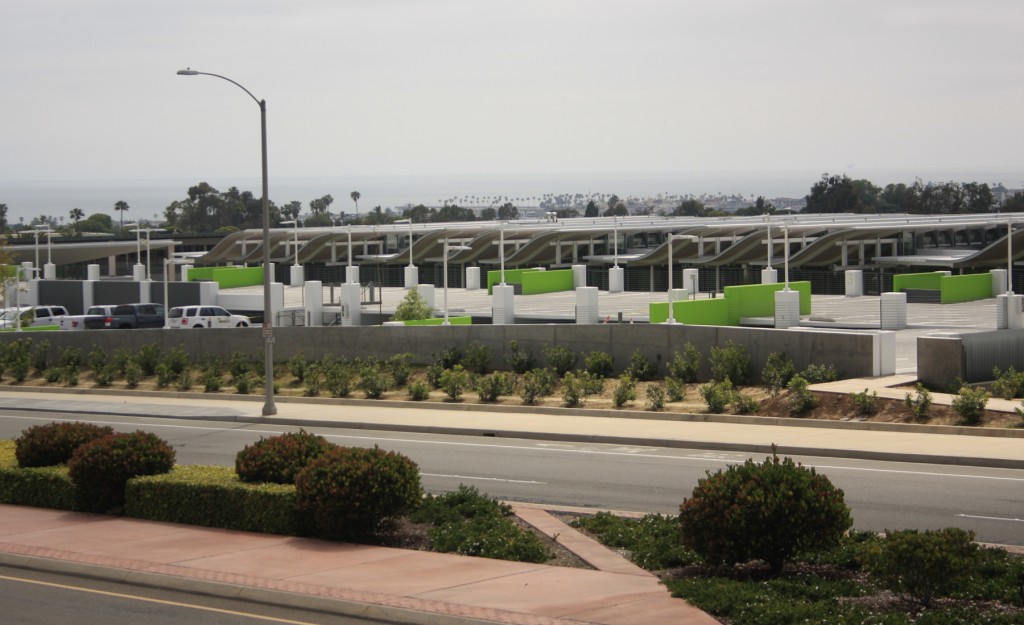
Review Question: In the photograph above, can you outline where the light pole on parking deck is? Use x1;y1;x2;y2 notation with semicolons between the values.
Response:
177;67;276;416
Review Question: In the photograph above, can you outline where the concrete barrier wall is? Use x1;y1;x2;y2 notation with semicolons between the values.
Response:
0;324;885;381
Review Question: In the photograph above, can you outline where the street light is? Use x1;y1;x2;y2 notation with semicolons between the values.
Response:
281;220;300;266
178;67;276;416
439;237;472;326
395;218;414;266
28;227;52;275
162;257;192;329
130;227;163;281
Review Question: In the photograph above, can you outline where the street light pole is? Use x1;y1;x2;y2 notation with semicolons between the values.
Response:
281;220;300;265
178;68;276;416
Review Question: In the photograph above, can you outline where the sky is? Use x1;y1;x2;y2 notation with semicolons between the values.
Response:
2;0;1024;188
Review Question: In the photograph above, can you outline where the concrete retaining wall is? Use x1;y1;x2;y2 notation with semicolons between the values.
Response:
0;325;886;381
919;329;1024;387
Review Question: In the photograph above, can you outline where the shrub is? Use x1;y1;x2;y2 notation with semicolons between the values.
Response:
410;484;511;525
59;346;83;371
31;338;49;374
475;371;516;403
612;374;637;408
8;342;30;382
624;349;659;382
904;383;932;421
303;363;323;397
439;365;472;401
462;342;494;375
385;353;413;386
849;388;879;416
0;439;78;511
295;445;422;540
228;351;255;379
678;451;852;575
16;421;115;468
520;367;555;405
645;384;666;411
93;364;116;387
287;353;307;383
87;345;108;371
732;394;760;415
952;386;989;425
433;346;463;370
425;364;445;389
407;380;431;401
571;512;701;570
233;372;255;394
390;288;433;321
201;369;223;393
325;362;355;398
800;362;839;383
125;360;142;388
155;363;175;389
61;368;79;387
111;347;132;376
235;430;336;484
583;351;614;378
543;345;578;377
861;527;980;607
992;366;1024;399
67;431;176;512
357;362;392;399
44;367;62;383
709;340;751;385
136;344;161;376
787;375;818;415
699;379;734;413
504;340;534;374
126;465;298;536
176;370;194;391
561;370;596;407
665;377;686;402
668;343;701;383
761;352;796;396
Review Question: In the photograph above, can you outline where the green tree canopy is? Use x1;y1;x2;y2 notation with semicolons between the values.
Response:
164;182;281;233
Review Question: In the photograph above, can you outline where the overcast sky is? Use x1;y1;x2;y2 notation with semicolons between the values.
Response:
3;0;1024;184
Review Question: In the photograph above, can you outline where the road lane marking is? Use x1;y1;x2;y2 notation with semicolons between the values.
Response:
956;514;1024;523
422;473;545;484
0;573;322;624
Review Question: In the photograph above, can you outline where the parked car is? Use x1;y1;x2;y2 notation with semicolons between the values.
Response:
167;305;251;329
0;305;70;329
84;303;165;329
59;305;118;331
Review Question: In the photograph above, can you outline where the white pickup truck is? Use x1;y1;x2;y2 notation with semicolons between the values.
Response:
0;305;70;329
59;305;117;331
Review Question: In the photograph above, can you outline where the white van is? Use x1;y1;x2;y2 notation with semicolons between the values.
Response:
167;305;251;329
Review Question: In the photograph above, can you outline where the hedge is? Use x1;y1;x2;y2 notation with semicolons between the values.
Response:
125;465;300;536
0;440;78;510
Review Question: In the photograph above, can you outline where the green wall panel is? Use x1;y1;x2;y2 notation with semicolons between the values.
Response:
893;272;944;292
403;316;472;326
521;270;575;295
486;269;540;294
940;273;992;304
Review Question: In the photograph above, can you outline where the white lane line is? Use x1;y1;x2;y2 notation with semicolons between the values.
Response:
3;413;1023;483
422;473;546;484
956;514;1024;523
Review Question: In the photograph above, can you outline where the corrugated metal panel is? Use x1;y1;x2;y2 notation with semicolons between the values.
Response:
962;329;1024;382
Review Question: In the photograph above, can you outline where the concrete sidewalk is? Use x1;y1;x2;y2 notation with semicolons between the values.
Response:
0;385;1022;469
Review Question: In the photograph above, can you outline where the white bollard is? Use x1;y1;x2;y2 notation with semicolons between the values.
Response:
845;270;864;297
575;287;598;324
492;284;515;324
289;265;305;287
880;292;907;330
761;268;778;284
466;267;480;291
608;267;624;293
404;265;419;289
774;289;801;328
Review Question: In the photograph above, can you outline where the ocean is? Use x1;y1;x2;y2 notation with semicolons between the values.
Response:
2;168;1022;224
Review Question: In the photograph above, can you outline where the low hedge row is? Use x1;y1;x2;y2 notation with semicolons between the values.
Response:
126;465;300;536
0;440;77;510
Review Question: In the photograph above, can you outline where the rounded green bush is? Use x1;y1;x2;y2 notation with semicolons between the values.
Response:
15;421;115;468
67;431;176;512
678;452;852;575
235;430;336;484
295;445;422;540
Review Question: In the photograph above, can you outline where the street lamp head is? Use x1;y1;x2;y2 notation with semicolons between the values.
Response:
177;69;199;76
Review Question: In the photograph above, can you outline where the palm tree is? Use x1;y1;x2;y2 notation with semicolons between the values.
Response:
350;191;361;218
114;200;129;230
69;207;84;235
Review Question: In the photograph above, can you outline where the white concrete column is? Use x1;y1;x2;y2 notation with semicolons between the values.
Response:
139;280;150;304
82;280;96;311
1009;293;1024;330
845;270;864;297
575;286;598;324
880;292;907;330
415;284;435;311
43;263;56;280
991;268;1008;295
404;265;419;289
492;284;515;324
682;269;700;297
608;267;624;293
25;278;40;306
572;265;587;288
303;280;323;326
289;265;305;287
107;256;116;276
761;268;778;284
87;264;100;281
466;267;480;291
339;282;362;326
345;265;360;284
774;289;801;328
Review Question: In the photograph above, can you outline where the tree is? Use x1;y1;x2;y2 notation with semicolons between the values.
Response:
479;207;496;221
309;194;334;216
69;208;84;234
804;173;877;213
497;202;519;221
350;191;361;218
584;200;599;218
390;289;433;321
0;203;8;234
674;199;706;217
1004;192;1024;213
114;200;129;230
603;204;628;217
163;182;280;233
281;201;302;222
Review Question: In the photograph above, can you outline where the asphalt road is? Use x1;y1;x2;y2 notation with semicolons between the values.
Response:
0;564;381;625
1;410;1022;546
